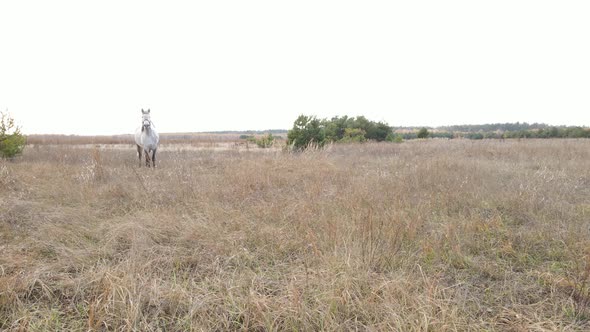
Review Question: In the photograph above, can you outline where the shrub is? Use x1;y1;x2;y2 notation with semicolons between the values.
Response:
341;128;367;143
417;127;430;139
0;112;26;159
324;116;353;142
430;131;454;139
392;134;404;143
255;133;275;148
365;121;392;141
287;115;326;150
288;114;395;147
466;133;484;140
385;133;404;143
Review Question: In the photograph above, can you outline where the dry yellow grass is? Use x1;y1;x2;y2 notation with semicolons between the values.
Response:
1;139;590;331
25;132;286;146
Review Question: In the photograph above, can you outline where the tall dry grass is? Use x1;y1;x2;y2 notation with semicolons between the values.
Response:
25;132;286;147
1;139;590;331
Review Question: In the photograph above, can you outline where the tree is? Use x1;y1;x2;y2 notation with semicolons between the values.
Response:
0;112;26;159
365;121;392;141
323;116;392;142
287;115;326;150
417;127;429;139
288;114;395;147
324;116;352;142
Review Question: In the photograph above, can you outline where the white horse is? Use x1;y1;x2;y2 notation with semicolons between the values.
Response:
135;109;160;167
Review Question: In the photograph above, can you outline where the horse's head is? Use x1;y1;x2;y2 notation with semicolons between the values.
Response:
141;109;152;130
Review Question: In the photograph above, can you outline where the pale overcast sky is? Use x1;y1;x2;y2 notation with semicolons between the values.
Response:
1;1;589;135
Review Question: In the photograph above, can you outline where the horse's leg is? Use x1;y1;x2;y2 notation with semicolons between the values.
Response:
152;149;157;168
137;145;142;167
145;149;151;167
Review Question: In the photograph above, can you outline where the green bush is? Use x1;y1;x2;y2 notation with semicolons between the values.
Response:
417;127;430;139
255;133;275;148
365;121;392;141
340;128;367;143
386;133;404;143
0;112;26;159
466;133;484;140
287;115;326;150
324;116;353;142
291;114;394;147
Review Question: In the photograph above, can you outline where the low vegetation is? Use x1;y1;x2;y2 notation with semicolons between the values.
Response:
416;127;429;139
399;123;590;140
243;133;276;149
0;112;26;159
253;134;275;148
1;139;590;330
287;115;392;150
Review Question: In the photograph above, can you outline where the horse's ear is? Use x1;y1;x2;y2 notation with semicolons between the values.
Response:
141;109;145;113
147;109;151;113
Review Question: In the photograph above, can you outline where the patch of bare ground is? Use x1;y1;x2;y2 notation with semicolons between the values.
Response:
1;139;590;330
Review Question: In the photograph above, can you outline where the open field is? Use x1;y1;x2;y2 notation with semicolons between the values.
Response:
25;132;287;146
1;139;590;331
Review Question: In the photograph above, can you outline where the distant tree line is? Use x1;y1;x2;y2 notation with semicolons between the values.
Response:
500;126;590;139
435;122;551;133
436;126;590;140
397;123;590;140
288;116;590;150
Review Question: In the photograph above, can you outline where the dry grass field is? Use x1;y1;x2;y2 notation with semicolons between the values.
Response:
25;132;286;147
1;139;590;331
